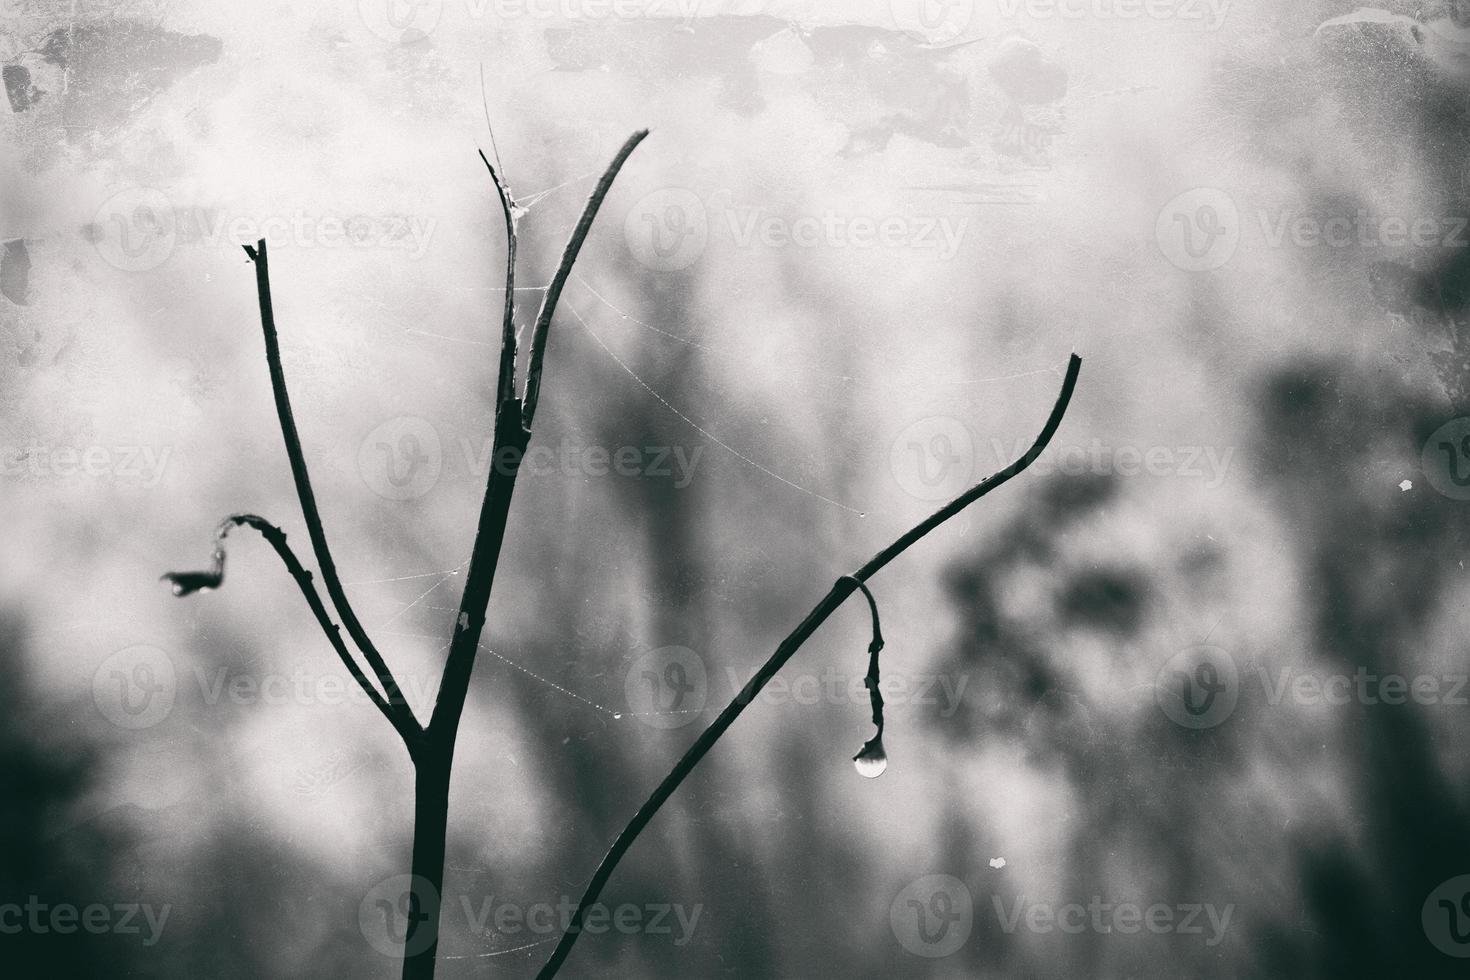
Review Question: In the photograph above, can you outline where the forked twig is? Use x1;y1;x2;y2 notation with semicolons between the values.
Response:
163;514;419;746
242;241;418;730
166;132;658;980
428;131;650;749
162;127;1077;980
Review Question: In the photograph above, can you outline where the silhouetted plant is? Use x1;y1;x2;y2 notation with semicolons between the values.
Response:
162;130;1082;979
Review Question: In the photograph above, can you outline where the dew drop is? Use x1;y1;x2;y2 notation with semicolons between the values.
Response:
853;737;887;779
171;583;184;597
612;712;623;720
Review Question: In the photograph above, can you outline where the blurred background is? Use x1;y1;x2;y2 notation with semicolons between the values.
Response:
4;0;1470;976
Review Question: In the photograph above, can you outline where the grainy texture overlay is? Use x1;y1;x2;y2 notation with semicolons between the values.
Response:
3;1;1470;977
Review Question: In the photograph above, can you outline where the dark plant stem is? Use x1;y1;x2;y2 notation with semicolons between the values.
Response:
533;353;1082;979
401;133;647;980
426;402;528;746
243;241;417;729
842;576;886;762
402;752;452;980
165;134;1074;980
173;134;648;980
163;514;410;735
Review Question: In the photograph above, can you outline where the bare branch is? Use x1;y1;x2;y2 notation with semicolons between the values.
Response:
533;353;1083;979
165;514;424;750
521;129;649;427
424;131;649;751
478;149;518;406
242;240;417;731
425;398;528;744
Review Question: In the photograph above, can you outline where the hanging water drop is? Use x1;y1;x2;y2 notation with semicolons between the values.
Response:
842;576;888;778
853;737;887;779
